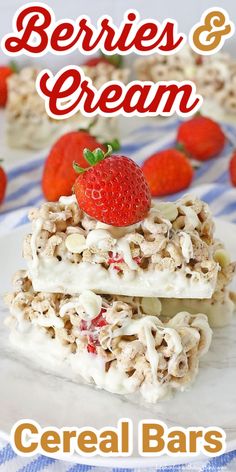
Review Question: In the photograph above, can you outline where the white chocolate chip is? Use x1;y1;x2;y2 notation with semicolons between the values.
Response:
179;231;194;263
86;229;116;251
79;290;102;319
65;234;86;253
59;195;77;205
117;237;139;270
155;202;178;222
141;297;162;316
180;205;200;230
214;249;231;269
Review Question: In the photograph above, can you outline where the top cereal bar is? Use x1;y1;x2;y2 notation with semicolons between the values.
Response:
23;194;220;298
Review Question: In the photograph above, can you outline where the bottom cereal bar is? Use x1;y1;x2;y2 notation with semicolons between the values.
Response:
5;271;213;403
160;259;236;328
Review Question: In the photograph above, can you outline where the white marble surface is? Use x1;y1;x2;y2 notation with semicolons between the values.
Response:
0;220;236;467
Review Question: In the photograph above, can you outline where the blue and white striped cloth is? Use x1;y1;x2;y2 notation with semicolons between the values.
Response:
1;118;236;231
0;437;236;471
0;117;236;471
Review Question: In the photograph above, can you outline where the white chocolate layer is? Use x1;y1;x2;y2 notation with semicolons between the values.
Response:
28;258;218;298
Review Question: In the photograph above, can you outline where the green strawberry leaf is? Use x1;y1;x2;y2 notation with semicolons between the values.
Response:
100;52;123;68
73;162;86;174
74;145;114;175
83;145;113;166
83;149;98;165
176;142;186;153
104;138;120;151
93;148;105;163
104;144;113;158
84;149;100;165
9;60;19;74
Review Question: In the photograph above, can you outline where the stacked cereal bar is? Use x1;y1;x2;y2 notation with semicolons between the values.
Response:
6;272;212;403
23;195;221;298
5;192;235;402
5;64;129;149
135;47;236;121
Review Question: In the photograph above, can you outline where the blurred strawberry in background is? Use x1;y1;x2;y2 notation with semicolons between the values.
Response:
0;163;7;204
229;151;236;186
142;149;194;197
42;131;105;201
83;53;122;68
177;116;226;161
83;57;111;67
0;65;14;107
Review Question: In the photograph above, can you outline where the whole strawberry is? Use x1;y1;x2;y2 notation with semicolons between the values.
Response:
83;54;122;68
83;57;111;67
177;116;225;161
0;65;14;107
142;149;193;197
42;131;105;201
0;164;7;203
74;146;151;226
229;150;236;186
